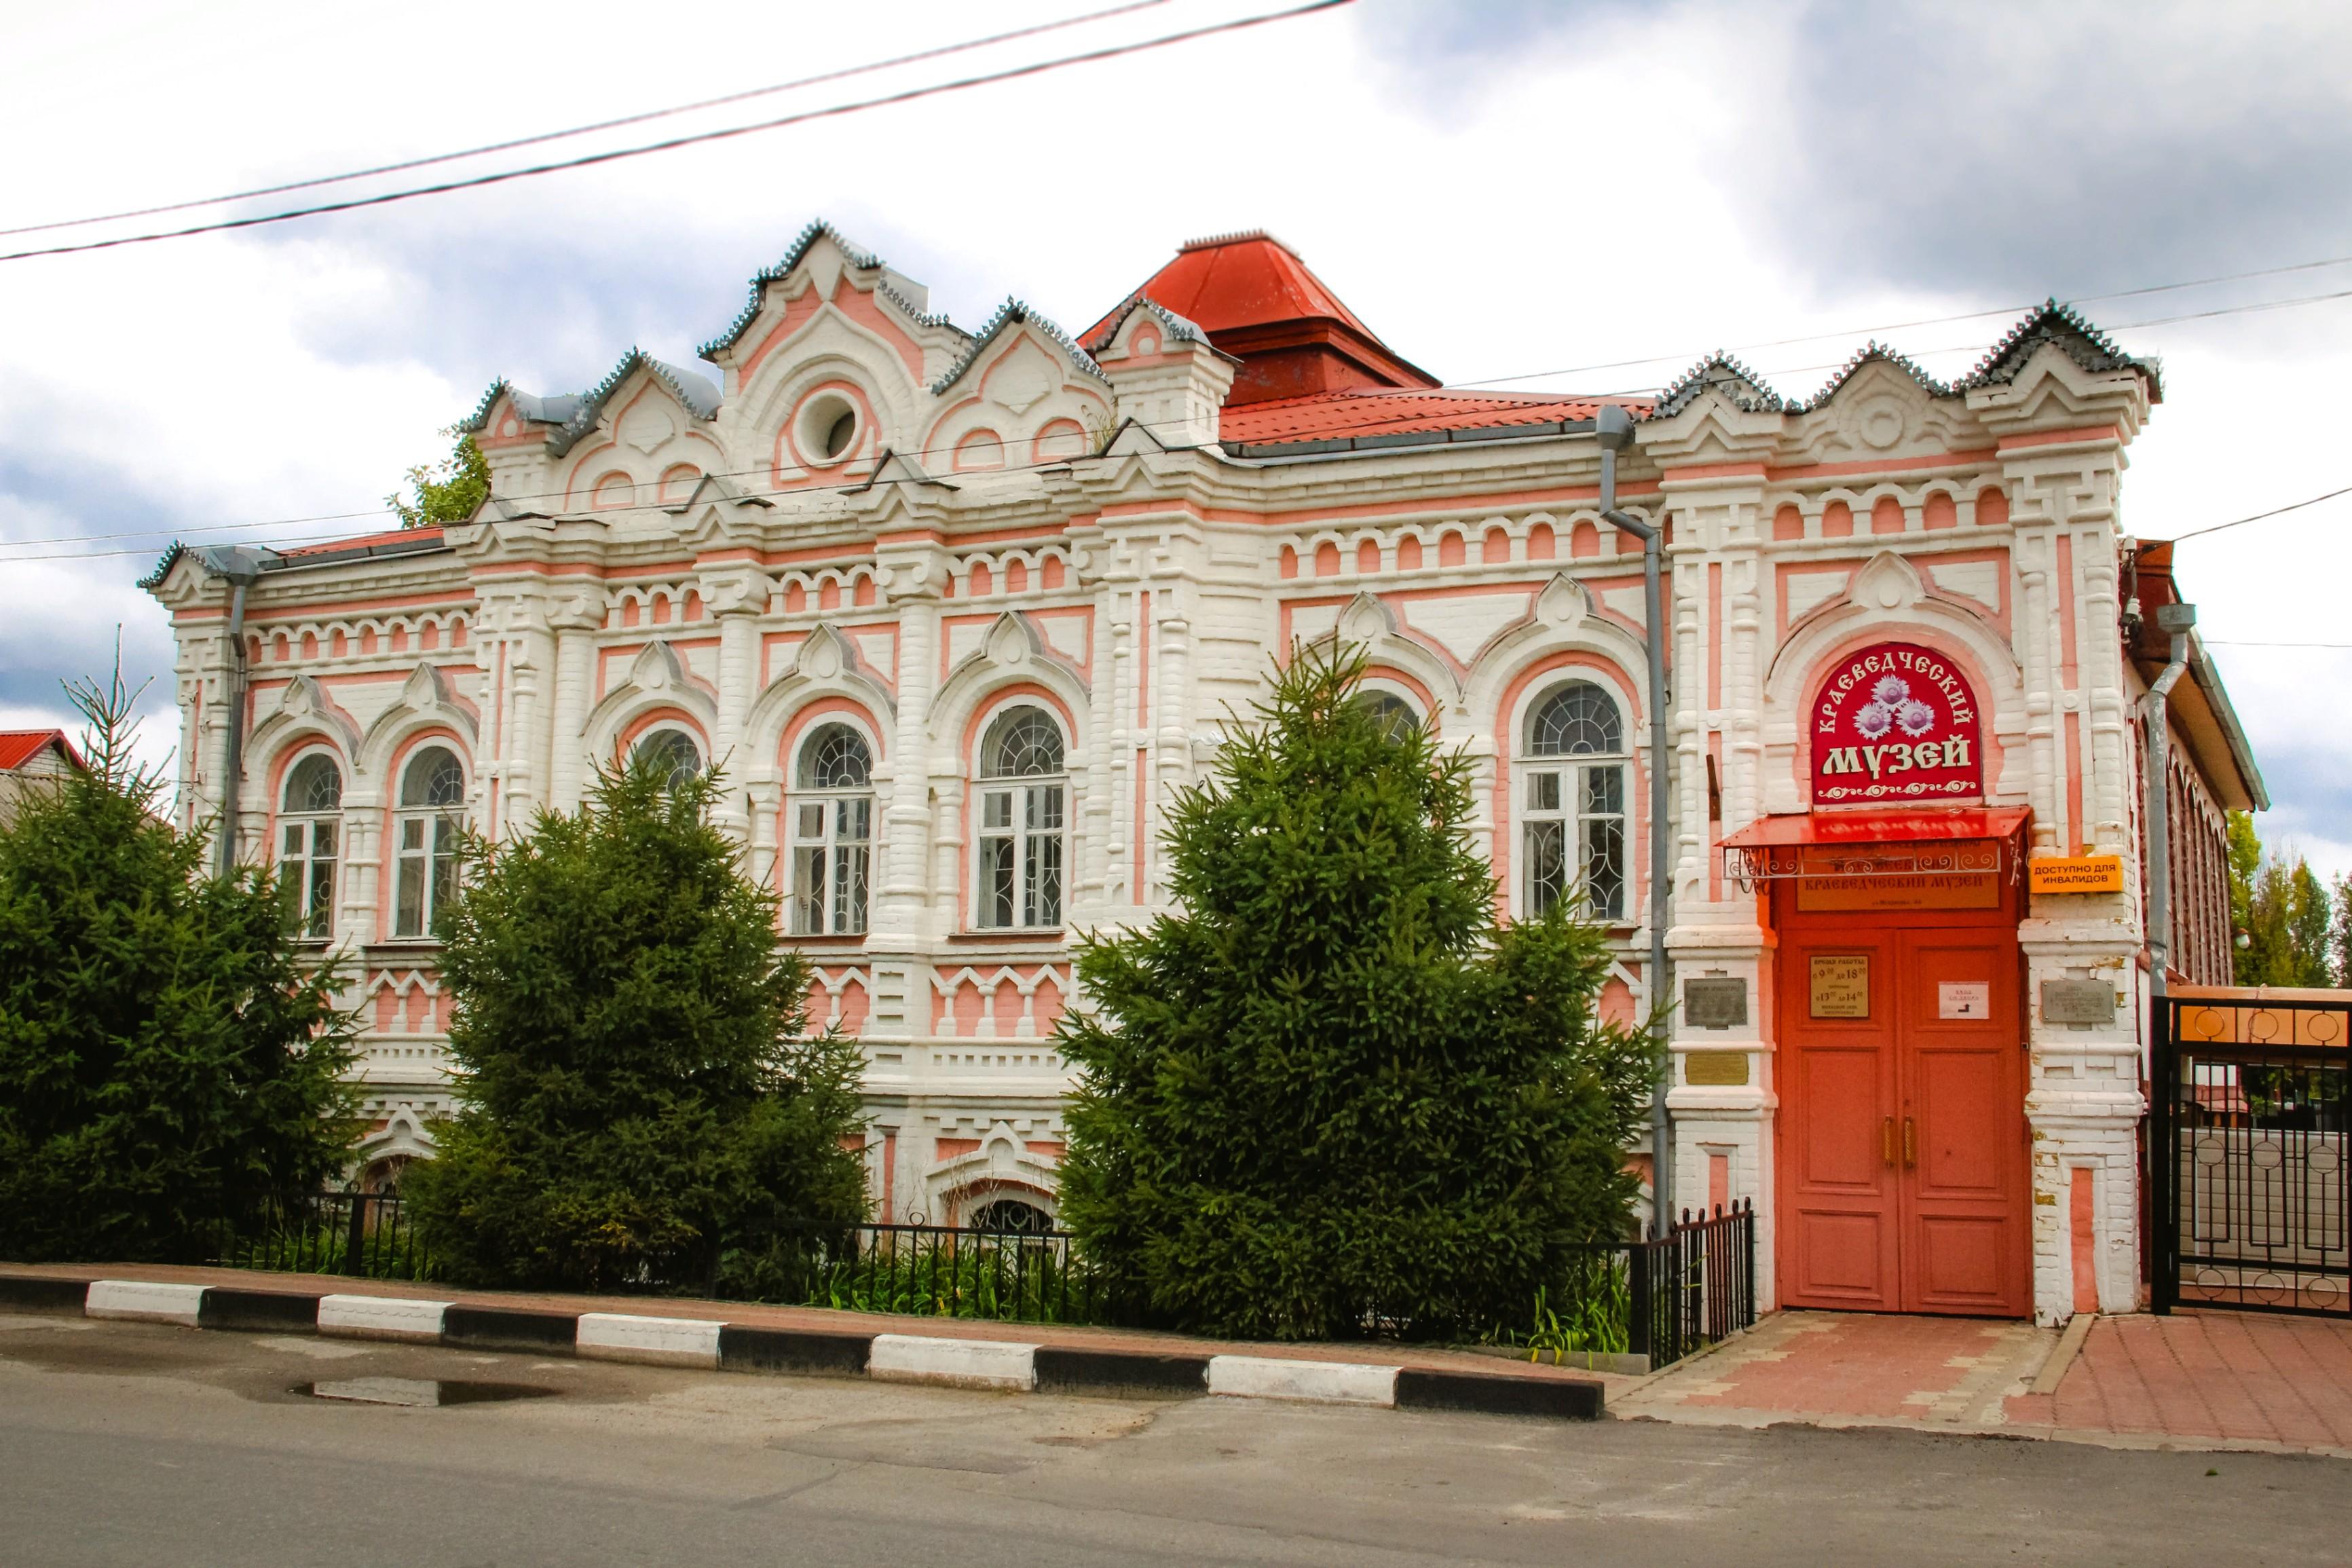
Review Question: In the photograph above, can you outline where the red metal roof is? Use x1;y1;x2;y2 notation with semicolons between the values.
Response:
1717;806;2031;847
278;526;443;557
1087;231;1440;405
1220;388;1651;447
1085;230;1381;344
0;730;81;772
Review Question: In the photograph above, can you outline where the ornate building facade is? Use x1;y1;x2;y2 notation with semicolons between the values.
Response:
148;223;2260;1323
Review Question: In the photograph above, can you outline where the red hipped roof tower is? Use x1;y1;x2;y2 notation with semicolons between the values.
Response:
1085;230;1440;407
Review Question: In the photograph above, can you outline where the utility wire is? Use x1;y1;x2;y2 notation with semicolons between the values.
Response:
0;0;1353;265
7;241;2352;559
2155;483;2352;545
0;0;1178;240
1457;265;2352;390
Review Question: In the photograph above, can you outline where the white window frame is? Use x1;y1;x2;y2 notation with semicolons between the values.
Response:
788;722;874;937
1517;680;1630;922
392;744;466;939
277;749;343;940
973;705;1067;932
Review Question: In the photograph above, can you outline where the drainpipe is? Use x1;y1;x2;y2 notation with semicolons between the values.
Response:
198;546;265;876
2139;601;2195;999
1595;405;1675;1232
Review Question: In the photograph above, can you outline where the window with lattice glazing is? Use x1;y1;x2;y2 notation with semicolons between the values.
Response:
278;752;342;939
392;745;466;938
789;723;872;936
1519;680;1627;920
975;706;1064;930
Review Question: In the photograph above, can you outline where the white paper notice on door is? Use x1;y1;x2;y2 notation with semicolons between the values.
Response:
1939;982;1991;1020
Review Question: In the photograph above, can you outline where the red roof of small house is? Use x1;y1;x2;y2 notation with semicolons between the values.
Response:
0;730;83;772
1087;231;1442;405
1220;388;1654;449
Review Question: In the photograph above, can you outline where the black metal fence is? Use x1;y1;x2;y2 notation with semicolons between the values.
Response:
2153;990;2349;1318
768;1218;1104;1324
176;1193;1751;1364
198;1191;437;1280
1624;1201;1757;1365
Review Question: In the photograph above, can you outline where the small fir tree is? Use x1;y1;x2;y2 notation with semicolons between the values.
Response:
404;759;868;1293
0;657;358;1261
1056;643;1656;1341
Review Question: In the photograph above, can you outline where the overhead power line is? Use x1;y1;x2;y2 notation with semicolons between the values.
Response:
2156;483;2352;545
0;0;1354;265
1457;269;2352;391
0;0;1178;240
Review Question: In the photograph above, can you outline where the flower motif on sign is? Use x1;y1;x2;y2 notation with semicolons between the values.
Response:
1851;674;1937;742
1810;642;1984;804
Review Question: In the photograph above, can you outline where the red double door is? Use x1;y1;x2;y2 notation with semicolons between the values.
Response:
1776;920;2030;1317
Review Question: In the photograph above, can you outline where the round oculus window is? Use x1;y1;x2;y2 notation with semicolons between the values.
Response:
799;393;860;466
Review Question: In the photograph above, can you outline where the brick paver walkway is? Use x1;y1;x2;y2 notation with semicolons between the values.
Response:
1620;1306;2352;1457
2005;1311;2352;1449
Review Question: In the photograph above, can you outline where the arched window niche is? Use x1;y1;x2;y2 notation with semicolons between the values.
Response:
974;705;1066;931
789;722;874;937
278;751;343;939
1518;680;1628;920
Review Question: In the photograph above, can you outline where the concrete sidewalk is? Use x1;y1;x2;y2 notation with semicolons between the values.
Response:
1618;1306;2352;1459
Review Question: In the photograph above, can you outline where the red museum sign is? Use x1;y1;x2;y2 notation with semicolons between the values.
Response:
1810;641;1983;806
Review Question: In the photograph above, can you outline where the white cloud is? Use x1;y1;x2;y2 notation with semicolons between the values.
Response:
1;0;2345;870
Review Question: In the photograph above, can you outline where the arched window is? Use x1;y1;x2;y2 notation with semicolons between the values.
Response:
278;751;342;939
1520;681;1627;920
631;726;702;788
1353;690;1421;743
789;723;872;936
975;705;1065;930
392;745;466;939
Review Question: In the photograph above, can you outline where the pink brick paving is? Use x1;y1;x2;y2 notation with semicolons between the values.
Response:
2006;1311;2352;1448
1622;1306;2352;1456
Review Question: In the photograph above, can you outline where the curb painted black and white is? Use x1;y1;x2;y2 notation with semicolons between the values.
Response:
0;1274;1603;1420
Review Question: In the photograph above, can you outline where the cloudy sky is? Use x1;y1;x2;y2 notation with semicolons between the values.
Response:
4;0;2349;867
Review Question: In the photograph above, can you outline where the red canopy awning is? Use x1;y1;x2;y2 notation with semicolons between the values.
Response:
1718;806;2030;887
1717;806;2030;849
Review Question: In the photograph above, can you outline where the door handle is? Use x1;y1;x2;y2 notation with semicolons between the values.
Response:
1903;1116;1918;1169
1882;1117;1896;1167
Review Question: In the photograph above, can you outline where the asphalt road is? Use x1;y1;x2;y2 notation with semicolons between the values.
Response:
1;1311;2341;1567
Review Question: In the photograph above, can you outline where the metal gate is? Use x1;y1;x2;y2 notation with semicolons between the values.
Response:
2152;988;2349;1317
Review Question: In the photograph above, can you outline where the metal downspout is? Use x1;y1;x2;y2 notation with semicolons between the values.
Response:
199;547;265;876
2140;603;2195;1001
1596;405;1675;1231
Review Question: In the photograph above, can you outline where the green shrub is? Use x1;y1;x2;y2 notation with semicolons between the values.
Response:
0;665;358;1263
403;760;868;1292
1055;643;1656;1341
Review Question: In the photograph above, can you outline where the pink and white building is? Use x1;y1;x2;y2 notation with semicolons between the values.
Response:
148;223;2260;1322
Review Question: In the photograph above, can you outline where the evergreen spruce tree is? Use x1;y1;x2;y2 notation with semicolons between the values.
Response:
0;660;358;1261
1056;643;1656;1341
404;760;868;1293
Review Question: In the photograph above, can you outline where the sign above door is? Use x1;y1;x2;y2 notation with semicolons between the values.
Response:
1810;641;1984;806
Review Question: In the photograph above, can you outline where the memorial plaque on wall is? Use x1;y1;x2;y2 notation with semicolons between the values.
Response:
1809;954;1869;1018
1684;1050;1750;1087
1683;977;1749;1029
2041;978;2118;1026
